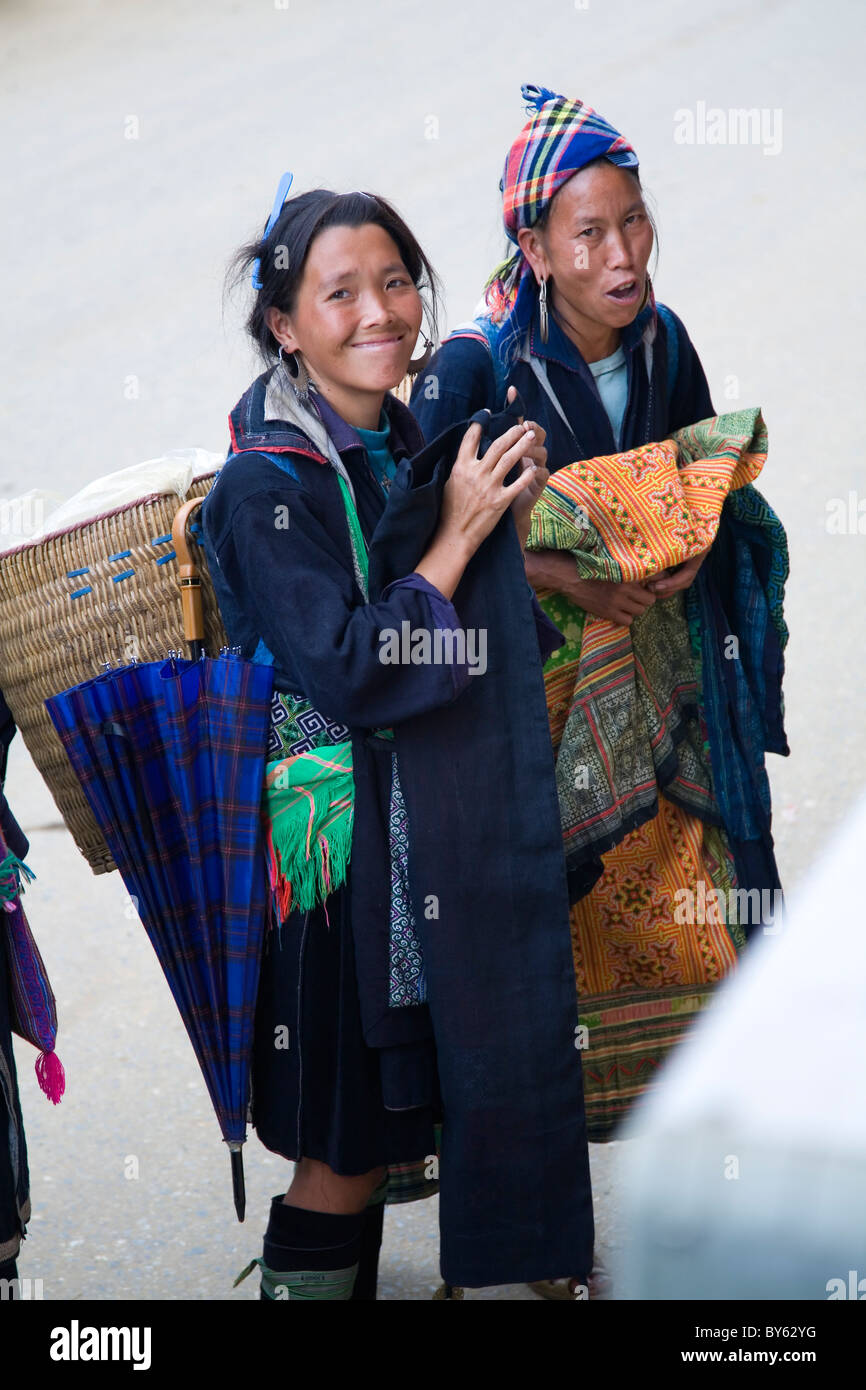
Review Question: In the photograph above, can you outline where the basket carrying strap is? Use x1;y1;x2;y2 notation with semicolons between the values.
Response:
227;450;369;667
657;303;680;399
456;305;682;416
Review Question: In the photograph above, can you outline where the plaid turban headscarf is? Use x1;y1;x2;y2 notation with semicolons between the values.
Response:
484;84;639;344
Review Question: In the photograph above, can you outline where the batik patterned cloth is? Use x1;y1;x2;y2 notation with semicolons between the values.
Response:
267;688;349;759
528;408;769;869
530;408;767;583
571;795;742;1139
527;409;780;1137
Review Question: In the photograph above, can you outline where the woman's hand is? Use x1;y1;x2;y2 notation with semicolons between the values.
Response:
510;452;549;548
504;387;549;548
645;546;711;597
413;414;540;600
510;437;548;549
438;416;541;555
524;550;658;626
573;577;657;626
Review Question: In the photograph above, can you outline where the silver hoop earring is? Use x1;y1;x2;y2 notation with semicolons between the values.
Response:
407;336;434;376
279;344;313;403
538;277;549;343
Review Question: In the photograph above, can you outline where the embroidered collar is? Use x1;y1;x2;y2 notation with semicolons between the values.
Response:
229;362;423;463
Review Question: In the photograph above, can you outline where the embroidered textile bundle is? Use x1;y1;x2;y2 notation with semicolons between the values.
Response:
530;408;767;586
527;408;781;880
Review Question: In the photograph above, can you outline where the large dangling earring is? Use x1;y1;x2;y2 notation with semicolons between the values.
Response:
639;273;653;313
407;336;434;376
538;276;549;343
279;343;313;404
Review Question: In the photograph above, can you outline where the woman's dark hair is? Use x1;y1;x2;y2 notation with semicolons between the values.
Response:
227;188;442;366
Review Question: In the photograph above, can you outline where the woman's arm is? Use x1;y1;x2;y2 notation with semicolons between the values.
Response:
525;548;658;626
213;486;472;728
211;425;538;728
526;310;719;619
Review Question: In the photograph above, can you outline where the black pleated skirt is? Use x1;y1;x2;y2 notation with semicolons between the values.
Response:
250;872;438;1175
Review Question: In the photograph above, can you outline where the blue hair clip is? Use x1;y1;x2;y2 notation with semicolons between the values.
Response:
251;170;294;291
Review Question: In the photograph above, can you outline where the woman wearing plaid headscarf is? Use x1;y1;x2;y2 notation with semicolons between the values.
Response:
411;84;788;1299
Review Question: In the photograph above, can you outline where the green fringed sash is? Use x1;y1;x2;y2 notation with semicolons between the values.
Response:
263;742;355;919
261;469;393;922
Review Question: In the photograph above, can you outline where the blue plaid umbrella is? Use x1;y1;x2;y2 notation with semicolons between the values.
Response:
46;648;274;1219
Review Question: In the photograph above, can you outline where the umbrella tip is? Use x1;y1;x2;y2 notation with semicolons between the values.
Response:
230;1146;246;1223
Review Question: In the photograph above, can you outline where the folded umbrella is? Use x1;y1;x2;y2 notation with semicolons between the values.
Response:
46;648;274;1219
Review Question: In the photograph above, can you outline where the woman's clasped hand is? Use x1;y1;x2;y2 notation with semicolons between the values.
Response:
441;403;548;555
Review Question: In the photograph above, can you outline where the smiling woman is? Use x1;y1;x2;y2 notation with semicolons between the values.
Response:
201;180;589;1300
265;223;429;429
234;188;440;430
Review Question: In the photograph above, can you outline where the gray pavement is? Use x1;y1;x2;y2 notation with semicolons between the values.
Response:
1;0;864;1300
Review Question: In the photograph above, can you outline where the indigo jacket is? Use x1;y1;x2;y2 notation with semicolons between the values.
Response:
201;363;594;1286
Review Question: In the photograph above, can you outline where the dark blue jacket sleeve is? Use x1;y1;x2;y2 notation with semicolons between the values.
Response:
665;308;715;431
409;335;497;441
212;485;472;729
410;335;565;665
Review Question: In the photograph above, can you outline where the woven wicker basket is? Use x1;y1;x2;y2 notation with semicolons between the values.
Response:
391;373;414;405
0;476;228;875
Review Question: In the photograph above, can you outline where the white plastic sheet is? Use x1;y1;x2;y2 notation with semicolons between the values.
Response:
1;448;224;551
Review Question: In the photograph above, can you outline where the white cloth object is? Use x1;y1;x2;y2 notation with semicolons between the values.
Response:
20;448;224;544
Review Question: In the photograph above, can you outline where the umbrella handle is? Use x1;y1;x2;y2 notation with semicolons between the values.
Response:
172;498;206;659
227;1142;246;1223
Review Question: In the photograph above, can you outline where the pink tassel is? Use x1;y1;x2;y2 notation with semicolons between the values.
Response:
264;819;293;922
35;1049;65;1105
319;836;332;928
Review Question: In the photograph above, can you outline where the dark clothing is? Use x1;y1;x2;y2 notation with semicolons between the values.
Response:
202;368;593;1285
202;376;455;1180
251;879;438;1174
366;408;594;1287
410;298;714;473
0;931;30;1268
205;385;471;716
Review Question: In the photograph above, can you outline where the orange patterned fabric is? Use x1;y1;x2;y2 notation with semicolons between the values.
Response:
529;409;767;584
526;412;768;1136
571;795;741;1139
